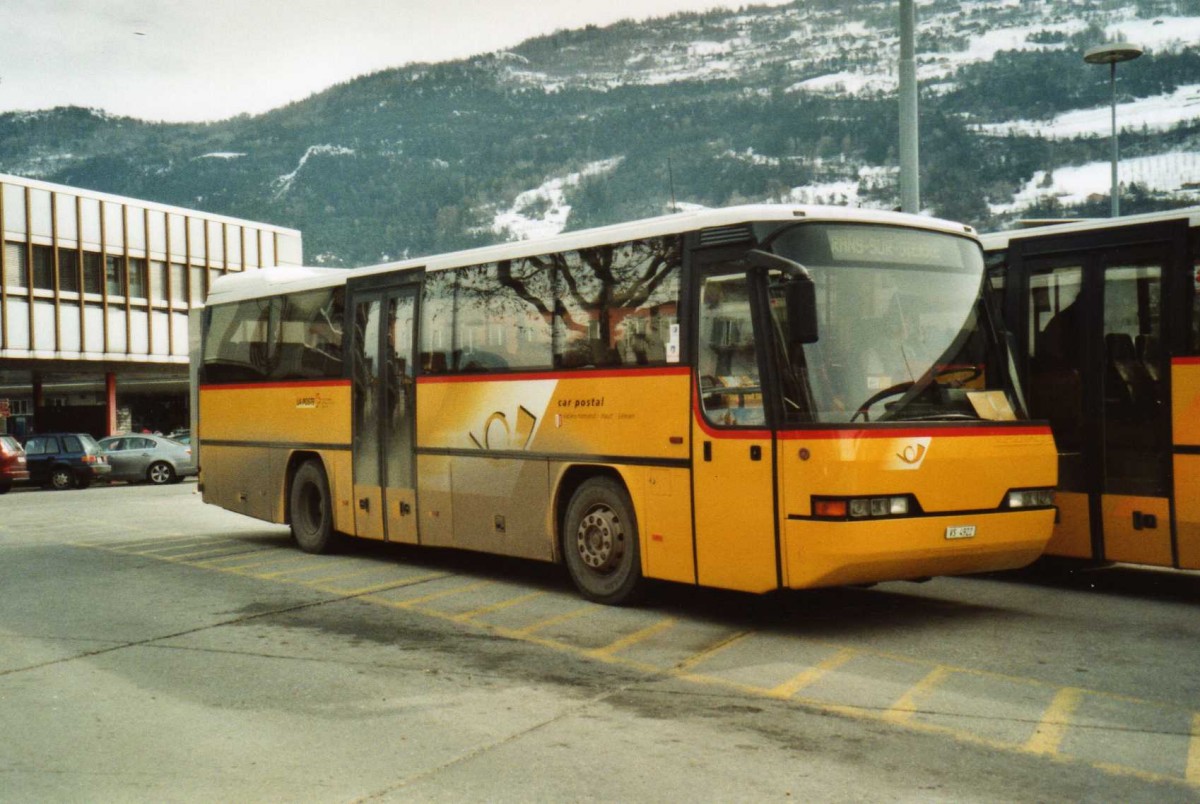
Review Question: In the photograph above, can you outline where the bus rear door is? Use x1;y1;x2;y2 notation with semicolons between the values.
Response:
348;277;420;544
1009;222;1183;566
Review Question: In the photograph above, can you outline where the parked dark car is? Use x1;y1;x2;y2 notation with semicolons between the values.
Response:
23;433;111;490
99;434;196;485
0;435;29;494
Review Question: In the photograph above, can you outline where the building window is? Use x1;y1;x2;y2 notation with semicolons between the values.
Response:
83;251;103;294
59;249;80;294
128;257;147;299
151;261;168;304
4;242;28;288
189;265;205;304
106;255;126;297
170;262;187;305
32;245;55;290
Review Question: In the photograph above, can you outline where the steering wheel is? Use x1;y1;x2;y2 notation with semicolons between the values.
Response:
850;381;913;423
849;364;983;422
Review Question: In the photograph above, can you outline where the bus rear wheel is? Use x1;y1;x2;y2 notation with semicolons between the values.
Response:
290;460;335;554
563;477;643;605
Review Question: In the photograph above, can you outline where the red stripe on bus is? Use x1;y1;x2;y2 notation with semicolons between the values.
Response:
693;418;1051;442
200;379;352;392
778;425;1052;440
417;366;691;384
1172;356;1200;366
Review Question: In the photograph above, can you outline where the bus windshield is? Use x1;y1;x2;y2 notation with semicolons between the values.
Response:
763;223;1003;424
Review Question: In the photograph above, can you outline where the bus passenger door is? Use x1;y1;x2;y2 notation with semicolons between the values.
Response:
1021;241;1172;565
382;289;418;543
690;262;779;593
349;283;419;543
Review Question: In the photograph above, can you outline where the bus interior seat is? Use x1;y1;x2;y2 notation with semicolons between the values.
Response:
1105;332;1158;418
1135;334;1161;382
423;351;448;374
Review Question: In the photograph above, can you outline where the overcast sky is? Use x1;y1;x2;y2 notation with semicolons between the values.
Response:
0;0;791;123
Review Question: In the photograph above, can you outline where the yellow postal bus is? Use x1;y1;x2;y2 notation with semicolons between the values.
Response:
983;207;1200;570
196;205;1056;603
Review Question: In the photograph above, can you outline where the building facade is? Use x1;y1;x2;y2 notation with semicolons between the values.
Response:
0;173;302;437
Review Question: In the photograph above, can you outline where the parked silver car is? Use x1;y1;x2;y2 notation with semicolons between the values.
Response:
98;434;197;485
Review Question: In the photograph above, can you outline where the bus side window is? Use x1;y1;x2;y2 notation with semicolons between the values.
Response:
697;271;764;426
555;240;681;369
1192;232;1200;354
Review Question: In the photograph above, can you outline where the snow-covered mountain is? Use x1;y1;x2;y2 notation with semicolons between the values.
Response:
0;0;1196;265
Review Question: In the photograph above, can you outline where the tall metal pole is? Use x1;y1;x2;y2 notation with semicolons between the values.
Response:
1085;42;1142;219
898;0;920;214
1108;62;1119;217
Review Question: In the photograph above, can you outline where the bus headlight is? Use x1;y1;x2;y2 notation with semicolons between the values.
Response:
1006;488;1056;508
815;495;914;520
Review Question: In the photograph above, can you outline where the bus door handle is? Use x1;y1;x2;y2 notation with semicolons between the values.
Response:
750;445;762;461
358;497;370;512
703;441;712;462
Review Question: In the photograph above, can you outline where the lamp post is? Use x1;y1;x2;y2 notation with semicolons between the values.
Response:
1084;42;1142;218
898;0;919;214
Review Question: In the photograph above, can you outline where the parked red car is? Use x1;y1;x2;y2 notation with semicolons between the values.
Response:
0;435;30;494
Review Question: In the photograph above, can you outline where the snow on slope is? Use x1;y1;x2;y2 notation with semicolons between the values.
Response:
491;158;624;240
976;84;1200;139
993;151;1200;214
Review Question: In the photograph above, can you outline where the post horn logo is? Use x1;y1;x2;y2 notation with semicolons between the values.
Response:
896;443;927;465
469;406;537;451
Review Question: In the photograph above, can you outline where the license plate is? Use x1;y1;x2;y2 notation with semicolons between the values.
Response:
945;525;976;540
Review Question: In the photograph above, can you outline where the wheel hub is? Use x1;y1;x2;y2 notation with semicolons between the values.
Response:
576;506;623;573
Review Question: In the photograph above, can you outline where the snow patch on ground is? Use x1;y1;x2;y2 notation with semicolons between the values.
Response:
992;151;1200;214
198;152;246;160
492;157;624;240
976;84;1200;138
273;145;355;198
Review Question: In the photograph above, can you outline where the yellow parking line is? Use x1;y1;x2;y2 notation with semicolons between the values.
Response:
589;618;677;659
395;580;494;608
194;548;281;566
1187;713;1200;785
451;591;548;622
107;538;217;553
157;544;258;561
885;665;952;724
255;559;339;578
1025;687;1084;755
509;605;593;636
218;554;314;573
770;648;858;700
674;630;754;674
315;573;450;596
75;535;201;550
298;566;406;585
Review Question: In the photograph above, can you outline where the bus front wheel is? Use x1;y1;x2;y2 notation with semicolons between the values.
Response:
290;460;335;554
563;477;644;605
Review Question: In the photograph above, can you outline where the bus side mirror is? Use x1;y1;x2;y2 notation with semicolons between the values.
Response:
786;278;819;345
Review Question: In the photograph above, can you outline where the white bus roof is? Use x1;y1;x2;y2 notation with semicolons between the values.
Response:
980;206;1200;251
207;204;979;306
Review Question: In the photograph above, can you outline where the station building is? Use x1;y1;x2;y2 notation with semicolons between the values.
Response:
0;173;302;438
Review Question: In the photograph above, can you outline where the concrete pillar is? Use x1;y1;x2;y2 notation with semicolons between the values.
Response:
106;372;118;436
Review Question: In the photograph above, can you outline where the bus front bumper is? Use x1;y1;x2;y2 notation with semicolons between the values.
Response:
782;509;1055;589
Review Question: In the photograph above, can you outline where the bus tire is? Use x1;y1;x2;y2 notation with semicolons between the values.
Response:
290;460;335;554
563;477;644;605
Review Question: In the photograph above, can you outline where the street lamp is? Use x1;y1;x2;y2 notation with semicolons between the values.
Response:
1084;42;1143;217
